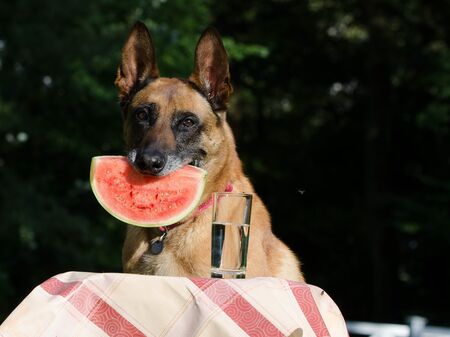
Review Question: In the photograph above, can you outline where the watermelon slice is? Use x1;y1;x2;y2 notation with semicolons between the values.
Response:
90;156;207;227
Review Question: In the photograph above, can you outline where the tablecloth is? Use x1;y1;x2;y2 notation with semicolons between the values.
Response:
0;272;348;337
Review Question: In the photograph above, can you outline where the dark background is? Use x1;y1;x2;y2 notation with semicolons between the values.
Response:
1;0;449;325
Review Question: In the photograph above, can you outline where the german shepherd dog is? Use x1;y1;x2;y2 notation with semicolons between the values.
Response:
115;22;304;281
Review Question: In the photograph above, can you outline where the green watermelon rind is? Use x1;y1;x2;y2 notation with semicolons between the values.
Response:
90;156;207;228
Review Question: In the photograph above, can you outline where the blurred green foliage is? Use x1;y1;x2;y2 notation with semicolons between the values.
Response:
0;0;449;325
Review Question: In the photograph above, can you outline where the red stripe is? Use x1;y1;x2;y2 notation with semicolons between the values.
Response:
191;278;286;337
288;281;331;337
41;277;146;337
41;278;81;296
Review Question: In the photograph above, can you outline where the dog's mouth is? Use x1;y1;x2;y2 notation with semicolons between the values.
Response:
189;159;202;168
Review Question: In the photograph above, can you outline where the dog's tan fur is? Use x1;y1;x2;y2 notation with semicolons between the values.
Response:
116;22;304;282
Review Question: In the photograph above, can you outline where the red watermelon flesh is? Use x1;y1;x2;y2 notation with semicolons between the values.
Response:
90;156;207;227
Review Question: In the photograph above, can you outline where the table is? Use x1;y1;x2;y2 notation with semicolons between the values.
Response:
0;272;348;337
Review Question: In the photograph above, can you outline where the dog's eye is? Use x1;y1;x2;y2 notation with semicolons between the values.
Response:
135;109;149;122
181;117;196;129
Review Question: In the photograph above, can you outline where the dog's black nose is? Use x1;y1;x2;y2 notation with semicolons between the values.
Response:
137;151;166;175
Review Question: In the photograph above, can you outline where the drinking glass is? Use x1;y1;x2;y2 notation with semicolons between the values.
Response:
210;192;252;279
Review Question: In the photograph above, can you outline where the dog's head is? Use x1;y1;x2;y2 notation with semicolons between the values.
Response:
115;22;233;179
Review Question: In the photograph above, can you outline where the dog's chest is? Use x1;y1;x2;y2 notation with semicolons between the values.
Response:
143;223;211;277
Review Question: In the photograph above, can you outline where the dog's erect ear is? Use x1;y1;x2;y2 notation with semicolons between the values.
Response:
189;27;232;112
115;22;159;99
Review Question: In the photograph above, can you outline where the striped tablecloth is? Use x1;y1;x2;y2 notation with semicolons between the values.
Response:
0;272;348;337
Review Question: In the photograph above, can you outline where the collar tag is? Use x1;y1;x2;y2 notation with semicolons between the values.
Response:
150;229;167;255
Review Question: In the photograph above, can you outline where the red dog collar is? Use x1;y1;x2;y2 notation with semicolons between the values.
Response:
158;182;233;233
